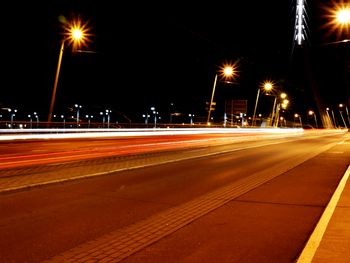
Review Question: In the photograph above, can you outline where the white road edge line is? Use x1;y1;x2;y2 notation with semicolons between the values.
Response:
296;164;350;263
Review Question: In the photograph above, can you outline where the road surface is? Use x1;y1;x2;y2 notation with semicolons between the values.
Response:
0;129;349;262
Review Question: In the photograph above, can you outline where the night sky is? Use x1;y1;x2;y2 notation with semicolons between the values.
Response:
2;1;349;124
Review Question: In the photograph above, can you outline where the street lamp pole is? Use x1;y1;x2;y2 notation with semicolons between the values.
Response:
75;104;82;126
346;105;350;127
339;104;347;128
47;18;91;126
253;81;273;127
252;88;260;127
106;109;111;128
207;74;218;124
206;64;237;125
270;96;277;127
48;40;65;125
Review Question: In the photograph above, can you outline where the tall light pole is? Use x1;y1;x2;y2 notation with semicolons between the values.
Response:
339;103;350;127
86;114;93;128
272;93;288;127
28;115;32;129
8;109;17;128
294;113;302;127
106;109;112;128
207;74;218;125
48;17;91;125
48;39;65;125
252;81;273;127
326;107;336;128
308;110;318;128
339;104;348;128
189;114;194;125
75;104;82;126
61;115;65;128
206;63;237;125
151;107;157;128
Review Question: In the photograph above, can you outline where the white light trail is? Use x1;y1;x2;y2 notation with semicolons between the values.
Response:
0;128;305;141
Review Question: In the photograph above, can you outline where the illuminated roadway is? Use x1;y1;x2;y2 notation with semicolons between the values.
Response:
0;128;349;262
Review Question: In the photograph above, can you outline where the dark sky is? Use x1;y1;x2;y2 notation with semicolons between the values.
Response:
2;1;349;124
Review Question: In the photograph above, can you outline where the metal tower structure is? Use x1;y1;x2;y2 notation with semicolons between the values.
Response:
294;0;307;46
292;0;333;128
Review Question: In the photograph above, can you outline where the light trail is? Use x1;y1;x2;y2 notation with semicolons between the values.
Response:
0;128;305;141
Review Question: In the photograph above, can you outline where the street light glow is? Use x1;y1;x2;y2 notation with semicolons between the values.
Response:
336;8;350;24
72;28;83;40
219;62;238;80
64;17;92;51
321;2;350;39
264;82;273;91
223;66;234;76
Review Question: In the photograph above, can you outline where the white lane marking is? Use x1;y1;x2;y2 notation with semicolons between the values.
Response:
296;165;350;263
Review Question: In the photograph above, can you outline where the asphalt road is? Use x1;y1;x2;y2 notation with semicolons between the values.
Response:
0;130;349;262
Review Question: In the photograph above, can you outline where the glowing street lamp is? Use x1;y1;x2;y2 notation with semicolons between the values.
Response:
326;107;337;128
338;103;348;128
75;104;82;126
151;107;158;128
321;2;350;41
308;110;318;128
207;63;238;124
189;114;194;125
252;81;273;127
48;17;92;125
8;108;17;128
106;109;112;128
294;113;302;127
61;115;66;128
85;114;93;128
28;114;32;129
142;114;150;125
272;93;288;127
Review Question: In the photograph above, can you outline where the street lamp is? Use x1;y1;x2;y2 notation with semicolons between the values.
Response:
142;114;150;125
338;103;348;128
272;93;288;127
48;17;92;125
252;81;273;127
207;63;238;125
294;113;302;128
151;107;158;128
105;109;112;128
189;114;194;125
34;112;39;128
326;107;336;128
86;115;93;128
28;114;32;129
308;110;318;128
61;115;66;128
100;112;105;127
75;104;82;126
8;109;17;128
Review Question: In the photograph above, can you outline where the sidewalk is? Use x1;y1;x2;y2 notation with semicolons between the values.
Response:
297;164;350;263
